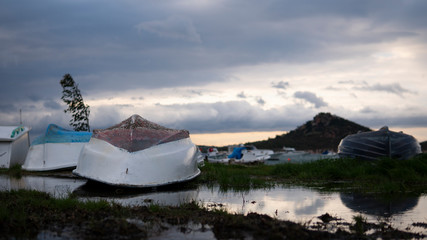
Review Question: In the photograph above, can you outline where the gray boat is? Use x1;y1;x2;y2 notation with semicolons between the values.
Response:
338;126;421;160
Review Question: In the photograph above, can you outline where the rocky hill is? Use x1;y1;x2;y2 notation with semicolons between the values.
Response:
250;112;372;152
421;141;427;152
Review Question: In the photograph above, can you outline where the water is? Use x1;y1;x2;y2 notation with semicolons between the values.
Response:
1;174;426;236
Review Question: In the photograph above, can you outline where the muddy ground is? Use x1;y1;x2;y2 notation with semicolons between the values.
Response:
2;193;426;240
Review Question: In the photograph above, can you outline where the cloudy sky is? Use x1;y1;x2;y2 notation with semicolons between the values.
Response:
1;0;427;145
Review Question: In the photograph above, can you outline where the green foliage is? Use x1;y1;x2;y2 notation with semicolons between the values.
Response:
7;164;22;178
60;73;90;131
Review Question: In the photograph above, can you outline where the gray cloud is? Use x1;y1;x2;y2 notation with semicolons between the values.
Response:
354;115;427;129
293;91;328;108
272;81;290;89
43;100;62;110
155;101;316;133
359;107;376;114
355;82;416;96
256;97;265;106
136;15;202;43
237;91;247;98
1;0;426;139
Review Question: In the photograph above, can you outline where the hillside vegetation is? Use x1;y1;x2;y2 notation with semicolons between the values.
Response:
250;112;371;152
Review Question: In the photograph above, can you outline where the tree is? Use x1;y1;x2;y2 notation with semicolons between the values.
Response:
60;74;90;131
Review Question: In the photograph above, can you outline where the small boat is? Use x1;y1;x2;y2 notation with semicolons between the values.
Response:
227;145;273;163
202;147;228;163
73;114;201;188
22;124;92;171
267;147;337;165
0;126;31;168
338;126;422;160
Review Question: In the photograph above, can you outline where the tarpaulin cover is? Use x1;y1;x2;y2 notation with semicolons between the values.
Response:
32;124;92;145
92;114;190;152
338;126;421;160
228;147;247;159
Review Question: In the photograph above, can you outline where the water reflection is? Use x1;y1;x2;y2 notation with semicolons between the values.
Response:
340;193;419;217
1;174;426;234
0;174;85;198
73;181;199;206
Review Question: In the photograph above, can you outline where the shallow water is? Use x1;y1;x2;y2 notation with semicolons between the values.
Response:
1;174;426;236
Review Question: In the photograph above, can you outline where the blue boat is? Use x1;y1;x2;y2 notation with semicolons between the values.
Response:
22;124;92;171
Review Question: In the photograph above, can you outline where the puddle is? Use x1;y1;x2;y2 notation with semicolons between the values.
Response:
1;174;427;236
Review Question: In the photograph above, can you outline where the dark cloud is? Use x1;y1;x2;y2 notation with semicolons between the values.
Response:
136;15;202;43
0;103;17;113
293;91;328;108
43;100;62;110
157;101;315;133
0;0;426;137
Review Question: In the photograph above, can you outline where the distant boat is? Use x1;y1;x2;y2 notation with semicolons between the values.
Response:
266;147;337;165
0;126;31;168
22;124;92;171
227;145;273;163
73;114;201;188
338;126;422;160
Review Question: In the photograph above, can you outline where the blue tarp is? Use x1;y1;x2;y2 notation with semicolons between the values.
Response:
32;124;92;145
228;147;247;159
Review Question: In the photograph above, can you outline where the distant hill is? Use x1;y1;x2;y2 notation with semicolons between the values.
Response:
421;141;427;152
249;112;371;152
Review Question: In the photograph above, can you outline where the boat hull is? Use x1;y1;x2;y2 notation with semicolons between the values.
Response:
0;126;30;169
338;127;422;160
21;124;91;171
73;137;201;187
22;142;86;171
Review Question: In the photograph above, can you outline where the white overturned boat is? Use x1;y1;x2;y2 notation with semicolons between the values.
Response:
22;124;92;171
73;115;201;188
0;126;31;169
338;126;422;160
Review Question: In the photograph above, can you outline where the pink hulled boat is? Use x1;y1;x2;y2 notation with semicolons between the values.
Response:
73;115;202;187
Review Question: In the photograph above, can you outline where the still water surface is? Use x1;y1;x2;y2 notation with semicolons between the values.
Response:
1;174;426;235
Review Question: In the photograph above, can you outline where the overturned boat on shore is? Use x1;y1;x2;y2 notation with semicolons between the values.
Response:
338;126;421;160
0;125;31;169
73;115;201;187
22;124;92;171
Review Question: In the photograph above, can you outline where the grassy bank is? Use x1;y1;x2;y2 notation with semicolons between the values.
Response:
198;153;427;193
1;189;422;239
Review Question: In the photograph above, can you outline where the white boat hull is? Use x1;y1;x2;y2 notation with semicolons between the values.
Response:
0;126;30;169
73;137;201;187
22;142;86;171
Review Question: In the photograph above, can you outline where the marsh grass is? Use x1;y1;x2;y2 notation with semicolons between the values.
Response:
1;188;423;239
198;162;275;191
1;164;23;178
199;154;427;193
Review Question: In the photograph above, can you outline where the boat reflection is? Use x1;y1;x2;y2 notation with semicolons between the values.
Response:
73;180;199;206
0;174;85;198
340;192;419;217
